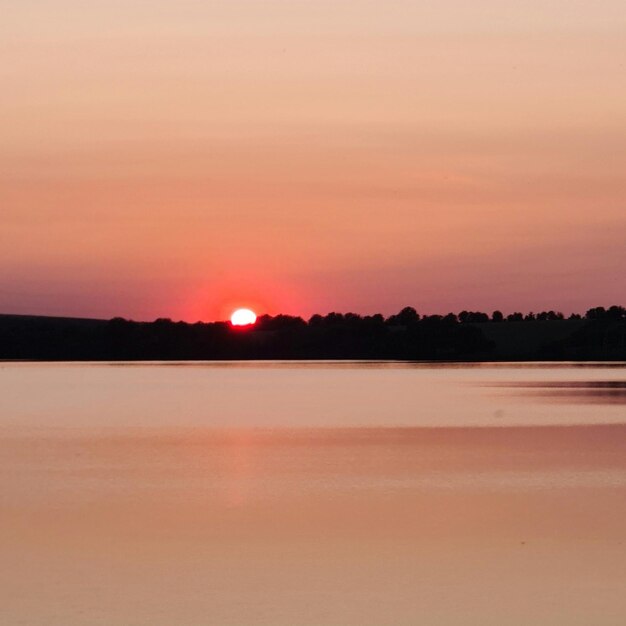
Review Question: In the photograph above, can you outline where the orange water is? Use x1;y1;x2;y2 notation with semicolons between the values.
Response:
1;362;625;625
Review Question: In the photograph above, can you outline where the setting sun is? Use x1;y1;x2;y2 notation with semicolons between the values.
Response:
230;308;257;326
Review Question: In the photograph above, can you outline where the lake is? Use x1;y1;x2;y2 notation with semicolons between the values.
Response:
1;362;625;625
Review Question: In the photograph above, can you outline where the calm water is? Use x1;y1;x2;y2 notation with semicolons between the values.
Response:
1;362;625;625
1;361;626;431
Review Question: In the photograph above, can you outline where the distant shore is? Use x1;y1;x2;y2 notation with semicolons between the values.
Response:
1;307;624;361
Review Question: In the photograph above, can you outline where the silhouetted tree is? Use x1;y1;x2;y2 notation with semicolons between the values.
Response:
586;307;606;320
324;312;345;325
387;306;420;326
459;311;489;323
607;305;626;320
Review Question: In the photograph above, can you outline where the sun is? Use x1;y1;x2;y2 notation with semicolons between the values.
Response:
230;308;257;326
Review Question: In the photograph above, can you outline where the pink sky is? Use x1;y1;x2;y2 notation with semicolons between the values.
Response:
1;1;625;321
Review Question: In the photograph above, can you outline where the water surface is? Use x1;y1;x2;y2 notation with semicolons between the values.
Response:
1;362;625;625
2;360;625;431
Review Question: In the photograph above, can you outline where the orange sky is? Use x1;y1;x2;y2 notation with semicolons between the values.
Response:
1;1;625;321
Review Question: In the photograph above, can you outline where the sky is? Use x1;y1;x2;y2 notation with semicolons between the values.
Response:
1;0;625;321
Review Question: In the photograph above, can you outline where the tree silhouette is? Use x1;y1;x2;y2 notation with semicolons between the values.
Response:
0;304;624;361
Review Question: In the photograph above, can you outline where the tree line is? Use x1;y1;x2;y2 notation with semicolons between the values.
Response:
252;304;626;329
0;305;624;361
